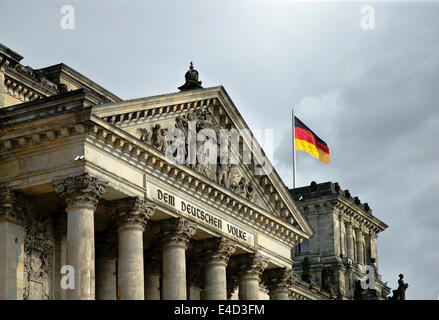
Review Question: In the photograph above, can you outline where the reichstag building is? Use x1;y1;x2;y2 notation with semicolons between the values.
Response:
0;43;390;300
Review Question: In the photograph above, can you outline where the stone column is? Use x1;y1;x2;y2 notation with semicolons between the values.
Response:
345;222;355;261
54;173;107;300
95;231;117;300
144;249;161;300
160;218;196;300
226;272;239;300
202;238;236;300
235;253;268;300
369;233;378;269
187;260;202;300
355;229;364;266
113;197;154;300
0;188;25;300
263;268;293;300
53;212;67;300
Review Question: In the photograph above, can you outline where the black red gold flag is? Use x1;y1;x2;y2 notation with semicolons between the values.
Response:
294;116;330;164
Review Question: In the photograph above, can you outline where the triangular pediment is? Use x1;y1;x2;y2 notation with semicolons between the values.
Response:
91;87;313;236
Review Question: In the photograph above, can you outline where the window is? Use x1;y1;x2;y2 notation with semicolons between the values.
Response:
296;239;310;254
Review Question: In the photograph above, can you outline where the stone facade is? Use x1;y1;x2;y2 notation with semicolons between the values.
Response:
290;181;391;300
0;43;384;300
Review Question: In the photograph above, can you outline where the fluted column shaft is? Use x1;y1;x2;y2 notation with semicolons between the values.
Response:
160;218;196;300
145;249;161;300
203;238;236;300
54;173;107;300
345;222;355;260
95;232;117;300
113;197;154;300
356;229;365;265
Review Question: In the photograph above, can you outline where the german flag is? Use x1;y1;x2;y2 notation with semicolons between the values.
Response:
294;116;330;164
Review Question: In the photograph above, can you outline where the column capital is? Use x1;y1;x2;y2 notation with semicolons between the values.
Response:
232;253;269;280
0;187;25;225
263;268;294;292
160;217;196;248
112;197;154;231
203;237;236;266
53;173;108;211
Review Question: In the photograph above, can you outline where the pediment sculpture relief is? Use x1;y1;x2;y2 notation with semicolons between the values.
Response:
136;108;259;205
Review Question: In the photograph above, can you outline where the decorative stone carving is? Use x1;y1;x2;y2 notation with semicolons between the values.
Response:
263;268;294;292
235;253;268;279
160;217;196;248
23;209;53;300
151;124;168;152
171;109;261;204
53;173;108;210
112;197;155;230
0;187;24;225
203;237;236;266
137;128;151;144
178;62;203;91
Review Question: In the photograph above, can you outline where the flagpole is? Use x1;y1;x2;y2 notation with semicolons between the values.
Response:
292;108;296;189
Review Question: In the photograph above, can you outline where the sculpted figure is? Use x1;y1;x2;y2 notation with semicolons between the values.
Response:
238;177;246;197
246;181;255;201
151;124;162;149
137;128;151;144
158;128;168;152
389;274;408;300
217;162;231;189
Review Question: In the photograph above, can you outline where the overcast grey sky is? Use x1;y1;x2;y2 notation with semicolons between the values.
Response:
1;0;438;299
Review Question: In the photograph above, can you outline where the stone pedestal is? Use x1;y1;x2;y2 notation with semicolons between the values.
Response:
160;218;196;300
54;173;107;300
263;268;293;300
0;188;25;300
235;253;268;300
202;238;236;300
113;197;154;300
95;232;117;300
